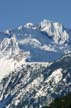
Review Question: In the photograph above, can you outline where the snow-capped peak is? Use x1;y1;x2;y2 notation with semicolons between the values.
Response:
0;19;71;108
18;22;37;30
24;22;34;28
0;19;70;62
17;19;70;45
40;19;52;30
40;19;69;44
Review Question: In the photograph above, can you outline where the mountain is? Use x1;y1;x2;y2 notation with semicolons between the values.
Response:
1;19;71;61
0;54;71;108
0;19;71;108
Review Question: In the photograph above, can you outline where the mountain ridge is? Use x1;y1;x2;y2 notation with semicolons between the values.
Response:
0;53;71;108
0;19;71;108
0;19;71;80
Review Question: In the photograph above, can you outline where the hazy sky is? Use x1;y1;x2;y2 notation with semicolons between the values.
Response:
0;0;71;31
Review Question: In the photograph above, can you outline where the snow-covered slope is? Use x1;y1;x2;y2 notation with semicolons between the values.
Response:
0;19;71;108
1;19;71;61
0;54;71;108
0;19;71;80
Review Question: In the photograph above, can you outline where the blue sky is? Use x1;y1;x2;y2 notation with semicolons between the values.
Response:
0;0;71;31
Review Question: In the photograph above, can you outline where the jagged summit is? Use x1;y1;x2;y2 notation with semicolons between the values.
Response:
40;19;69;44
0;19;71;108
16;19;69;45
4;19;70;44
0;19;71;79
0;19;71;62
